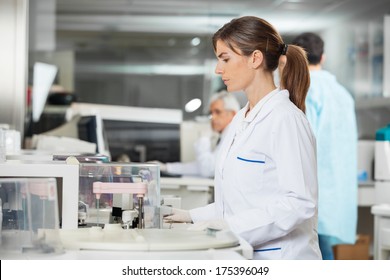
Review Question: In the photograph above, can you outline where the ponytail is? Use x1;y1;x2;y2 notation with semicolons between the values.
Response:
280;45;310;113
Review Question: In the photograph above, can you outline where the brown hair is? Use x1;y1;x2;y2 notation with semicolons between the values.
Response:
212;16;310;113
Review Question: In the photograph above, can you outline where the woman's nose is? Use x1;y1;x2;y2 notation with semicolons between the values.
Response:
215;65;223;75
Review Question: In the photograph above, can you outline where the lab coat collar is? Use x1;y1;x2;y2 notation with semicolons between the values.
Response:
216;87;287;179
232;88;287;140
243;88;284;123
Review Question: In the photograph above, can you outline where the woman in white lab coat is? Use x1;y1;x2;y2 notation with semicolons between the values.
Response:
165;16;321;260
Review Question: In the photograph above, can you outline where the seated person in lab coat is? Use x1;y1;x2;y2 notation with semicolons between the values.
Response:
156;91;241;178
291;32;358;259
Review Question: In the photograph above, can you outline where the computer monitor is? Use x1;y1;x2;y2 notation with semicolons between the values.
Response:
77;115;110;157
103;120;180;163
66;103;182;163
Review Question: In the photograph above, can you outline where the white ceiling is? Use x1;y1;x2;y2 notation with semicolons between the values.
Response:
56;0;390;35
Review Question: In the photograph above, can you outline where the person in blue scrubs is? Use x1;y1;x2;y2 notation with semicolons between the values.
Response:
292;32;358;259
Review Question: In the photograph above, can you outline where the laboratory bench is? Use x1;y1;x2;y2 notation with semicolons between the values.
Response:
0;159;386;259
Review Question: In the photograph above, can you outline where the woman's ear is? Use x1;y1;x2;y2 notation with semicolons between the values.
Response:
251;50;263;69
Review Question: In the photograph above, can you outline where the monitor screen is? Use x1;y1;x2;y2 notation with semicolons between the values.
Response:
103;120;180;163
77;115;109;156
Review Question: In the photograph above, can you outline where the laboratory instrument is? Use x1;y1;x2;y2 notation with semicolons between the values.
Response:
0;178;63;256
372;124;390;259
0;162;253;260
78;162;160;229
374;124;390;204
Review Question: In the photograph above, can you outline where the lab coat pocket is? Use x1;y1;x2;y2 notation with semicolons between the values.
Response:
253;240;282;260
253;246;282;260
235;153;266;191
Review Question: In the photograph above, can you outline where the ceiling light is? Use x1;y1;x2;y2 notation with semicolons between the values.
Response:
185;98;202;113
191;37;201;46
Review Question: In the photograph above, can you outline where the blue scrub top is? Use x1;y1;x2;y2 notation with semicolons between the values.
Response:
306;70;358;245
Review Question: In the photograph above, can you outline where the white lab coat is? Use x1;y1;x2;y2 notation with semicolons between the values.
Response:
166;132;225;178
190;88;322;260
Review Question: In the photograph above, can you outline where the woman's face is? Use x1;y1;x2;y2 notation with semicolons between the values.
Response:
214;40;254;92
